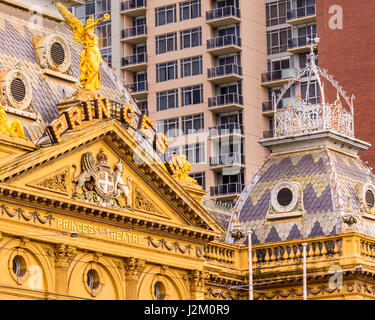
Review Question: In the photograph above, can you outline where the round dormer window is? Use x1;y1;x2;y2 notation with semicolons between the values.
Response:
2;69;32;111
271;182;300;213
46;36;71;73
366;189;375;209
277;188;294;207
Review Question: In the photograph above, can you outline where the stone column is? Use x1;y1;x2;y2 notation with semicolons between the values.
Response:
189;271;210;300
124;257;145;300
50;243;76;300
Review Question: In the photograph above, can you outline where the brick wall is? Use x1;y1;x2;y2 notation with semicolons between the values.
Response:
317;0;375;167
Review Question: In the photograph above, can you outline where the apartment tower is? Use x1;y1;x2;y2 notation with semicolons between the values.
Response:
72;0;269;205
262;0;317;139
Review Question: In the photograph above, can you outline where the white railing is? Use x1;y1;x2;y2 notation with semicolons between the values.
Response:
275;101;354;138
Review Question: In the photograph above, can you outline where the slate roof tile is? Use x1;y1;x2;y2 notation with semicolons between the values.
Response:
265;226;281;243
286;224;302;241
308;221;324;238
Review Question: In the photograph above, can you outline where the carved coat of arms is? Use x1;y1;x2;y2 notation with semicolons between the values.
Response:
72;150;132;208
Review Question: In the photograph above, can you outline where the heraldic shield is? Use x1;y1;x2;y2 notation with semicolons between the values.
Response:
72;149;132;209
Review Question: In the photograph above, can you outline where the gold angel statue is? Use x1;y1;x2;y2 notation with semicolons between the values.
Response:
56;3;110;92
0;104;27;139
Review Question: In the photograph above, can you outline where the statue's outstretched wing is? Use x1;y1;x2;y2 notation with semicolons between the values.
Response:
56;2;85;44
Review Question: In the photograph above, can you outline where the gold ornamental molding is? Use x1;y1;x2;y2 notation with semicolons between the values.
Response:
0;184;218;242
205;288;240;300
48;243;77;263
124;257;145;276
26;166;70;195
1;204;54;226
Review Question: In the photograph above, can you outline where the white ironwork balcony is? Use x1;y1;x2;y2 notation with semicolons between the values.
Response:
260;38;359;151
274;101;354;139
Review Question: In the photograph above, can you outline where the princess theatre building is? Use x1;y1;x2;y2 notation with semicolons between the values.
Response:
2;0;375;301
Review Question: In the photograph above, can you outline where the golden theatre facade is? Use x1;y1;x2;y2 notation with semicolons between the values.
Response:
3;0;375;301
0;0;243;300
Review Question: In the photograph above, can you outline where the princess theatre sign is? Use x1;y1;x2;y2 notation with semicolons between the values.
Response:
47;99;169;155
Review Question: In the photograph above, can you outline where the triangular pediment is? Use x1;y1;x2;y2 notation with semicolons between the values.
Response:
0;120;224;235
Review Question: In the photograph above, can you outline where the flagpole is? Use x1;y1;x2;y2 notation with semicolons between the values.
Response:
248;230;253;300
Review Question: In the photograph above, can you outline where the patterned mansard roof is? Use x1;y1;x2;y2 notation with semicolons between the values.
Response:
227;147;375;244
0;2;136;140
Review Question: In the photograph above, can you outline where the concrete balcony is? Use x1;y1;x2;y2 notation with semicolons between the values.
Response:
261;68;299;88
206;6;241;27
207;64;243;84
262;130;274;139
120;0;147;16
209;153;245;171
208;93;243;113
262;98;293;116
207;35;242;56
121;25;147;44
121;53;148;72
210;183;245;200
209;123;244;140
286;5;316;26
288;35;316;54
124;81;148;99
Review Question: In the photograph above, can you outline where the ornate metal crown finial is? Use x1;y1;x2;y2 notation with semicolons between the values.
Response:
270;33;355;140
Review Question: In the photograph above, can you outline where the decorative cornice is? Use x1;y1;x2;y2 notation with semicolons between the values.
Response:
0;185;217;242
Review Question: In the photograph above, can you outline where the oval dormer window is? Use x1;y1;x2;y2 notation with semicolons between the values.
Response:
365;188;375;209
50;41;66;66
361;183;375;213
271;182;300;213
2;69;32;111
46;36;71;73
10;77;26;103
